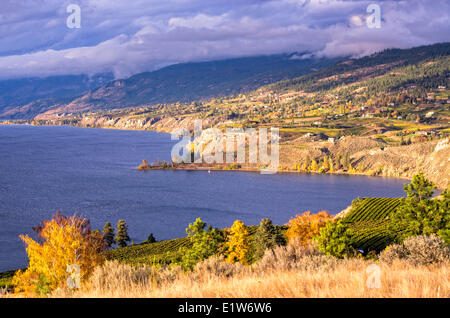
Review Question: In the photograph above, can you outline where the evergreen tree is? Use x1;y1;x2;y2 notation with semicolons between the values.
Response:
404;173;435;202
102;222;115;248
147;233;156;243
253;218;285;259
115;219;130;248
389;174;448;243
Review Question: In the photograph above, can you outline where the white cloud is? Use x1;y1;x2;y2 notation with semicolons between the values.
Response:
0;0;448;79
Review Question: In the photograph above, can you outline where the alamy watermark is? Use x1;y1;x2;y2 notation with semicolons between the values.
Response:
366;4;381;29
66;264;81;289
170;120;279;174
366;263;381;289
66;4;81;29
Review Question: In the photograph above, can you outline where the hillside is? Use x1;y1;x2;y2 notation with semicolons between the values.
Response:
0;54;339;119
0;74;114;119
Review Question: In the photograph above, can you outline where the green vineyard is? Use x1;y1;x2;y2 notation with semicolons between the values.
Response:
343;198;404;252
344;197;404;223
106;225;266;266
106;236;192;265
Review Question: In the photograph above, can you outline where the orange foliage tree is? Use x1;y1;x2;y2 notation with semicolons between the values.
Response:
12;213;105;295
225;220;250;264
285;211;332;246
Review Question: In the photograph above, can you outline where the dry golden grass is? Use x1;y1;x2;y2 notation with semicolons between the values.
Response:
51;257;449;298
4;243;447;298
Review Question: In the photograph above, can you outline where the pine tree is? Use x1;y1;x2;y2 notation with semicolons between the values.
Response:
115;219;130;248
254;218;285;259
102;222;115;248
147;233;156;243
388;174;448;243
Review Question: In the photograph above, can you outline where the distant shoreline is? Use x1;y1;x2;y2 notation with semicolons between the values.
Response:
1;121;446;189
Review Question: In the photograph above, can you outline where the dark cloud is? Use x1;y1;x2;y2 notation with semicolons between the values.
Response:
0;0;448;79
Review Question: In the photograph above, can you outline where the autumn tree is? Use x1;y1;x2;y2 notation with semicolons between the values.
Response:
328;157;335;173
115;219;130;248
103;222;115;248
285;211;332;246
310;159;318;172
225;220;250;264
12;213;105;295
322;156;329;171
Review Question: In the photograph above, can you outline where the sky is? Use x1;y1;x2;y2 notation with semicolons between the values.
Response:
0;0;449;80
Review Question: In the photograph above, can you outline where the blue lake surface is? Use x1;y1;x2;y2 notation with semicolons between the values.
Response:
0;124;407;271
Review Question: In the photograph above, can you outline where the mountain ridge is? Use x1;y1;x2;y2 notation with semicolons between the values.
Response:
0;54;341;119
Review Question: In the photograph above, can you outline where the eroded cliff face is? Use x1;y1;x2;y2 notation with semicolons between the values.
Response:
75;114;227;133
347;138;449;189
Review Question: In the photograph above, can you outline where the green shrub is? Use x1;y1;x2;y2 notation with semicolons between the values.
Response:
316;220;355;258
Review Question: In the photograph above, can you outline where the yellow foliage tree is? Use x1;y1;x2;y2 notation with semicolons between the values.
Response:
310;159;318;172
285;211;332;246
322;156;329;171
329;157;335;173
12;213;105;295
225;220;250;264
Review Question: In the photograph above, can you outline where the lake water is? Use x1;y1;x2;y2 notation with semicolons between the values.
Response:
0;124;407;271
